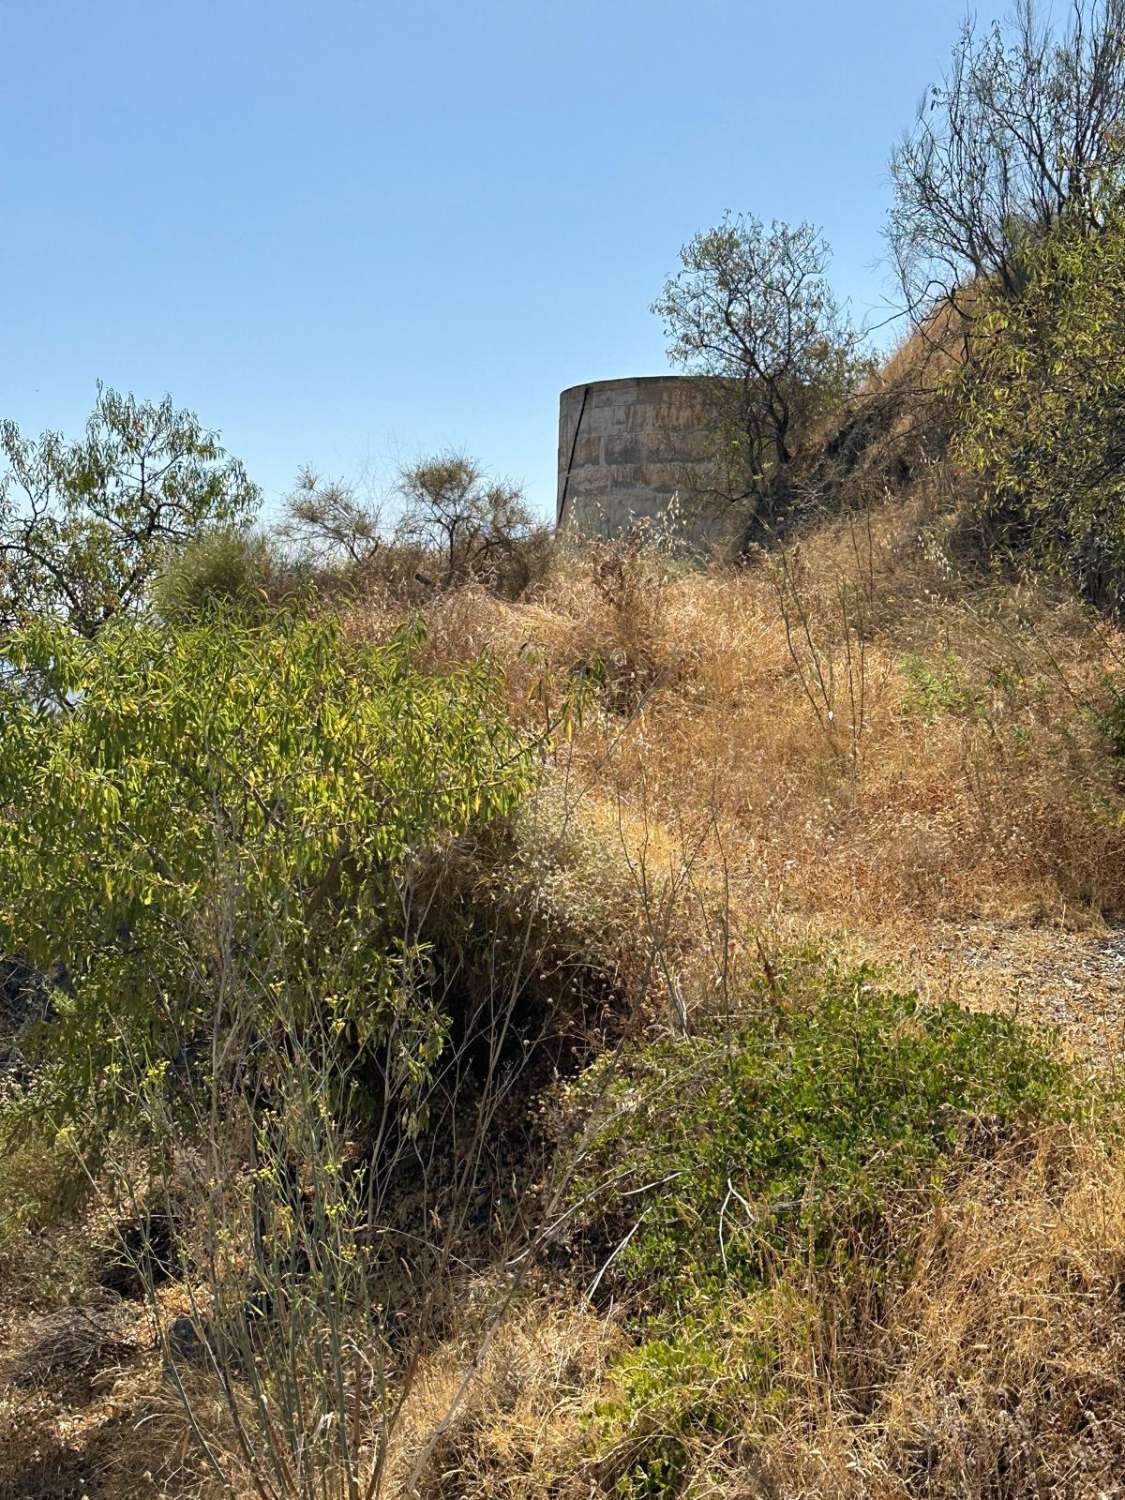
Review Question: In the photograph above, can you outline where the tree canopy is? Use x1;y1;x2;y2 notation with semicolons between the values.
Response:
0;387;257;638
655;214;866;521
956;202;1125;612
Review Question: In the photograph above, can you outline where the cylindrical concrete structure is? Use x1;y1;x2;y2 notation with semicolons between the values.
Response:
556;375;728;547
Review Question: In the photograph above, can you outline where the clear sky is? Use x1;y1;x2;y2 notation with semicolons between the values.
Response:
0;0;973;520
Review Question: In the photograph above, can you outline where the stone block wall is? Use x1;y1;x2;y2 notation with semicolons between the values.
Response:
556;376;733;549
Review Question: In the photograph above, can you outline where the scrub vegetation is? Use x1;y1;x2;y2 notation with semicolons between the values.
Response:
6;4;1125;1497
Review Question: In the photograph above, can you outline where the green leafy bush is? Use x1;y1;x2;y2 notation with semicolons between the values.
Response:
570;961;1077;1315
0;611;534;1137
955;206;1125;612
589;1309;781;1498
900;651;983;720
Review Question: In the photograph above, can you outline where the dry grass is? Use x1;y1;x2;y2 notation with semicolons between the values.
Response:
0;1309;212;1500
349;484;1125;961
388;1292;624;1498
729;1126;1125;1499
870;1128;1125;1496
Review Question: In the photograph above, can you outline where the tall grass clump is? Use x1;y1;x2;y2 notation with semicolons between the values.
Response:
153;526;309;622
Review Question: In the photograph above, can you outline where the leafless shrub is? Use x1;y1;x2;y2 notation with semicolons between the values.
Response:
890;0;1125;320
7;1302;135;1391
280;467;385;568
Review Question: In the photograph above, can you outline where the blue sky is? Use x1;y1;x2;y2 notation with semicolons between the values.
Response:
1;0;972;519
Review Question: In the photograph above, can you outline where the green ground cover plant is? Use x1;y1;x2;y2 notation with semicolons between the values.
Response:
571;960;1079;1315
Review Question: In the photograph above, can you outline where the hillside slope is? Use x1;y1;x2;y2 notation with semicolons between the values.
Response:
3;464;1125;1500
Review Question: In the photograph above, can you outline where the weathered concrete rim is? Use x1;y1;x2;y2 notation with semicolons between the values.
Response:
558;374;715;402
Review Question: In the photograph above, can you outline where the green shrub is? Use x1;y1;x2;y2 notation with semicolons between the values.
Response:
152;526;305;622
0;611;534;1139
589;1309;781;1498
900;651;982;720
955;205;1125;613
569;960;1078;1315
